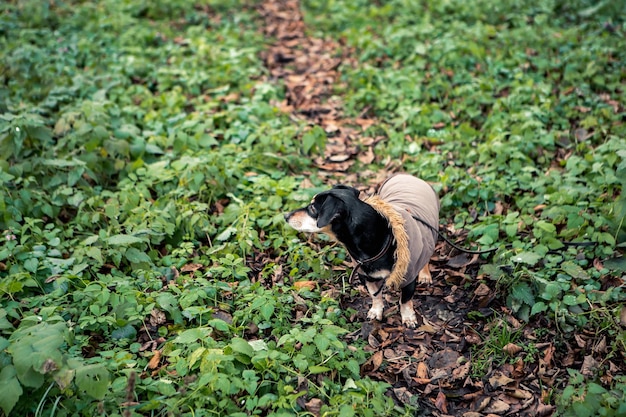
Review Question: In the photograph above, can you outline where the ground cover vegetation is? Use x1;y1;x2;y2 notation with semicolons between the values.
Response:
0;0;624;416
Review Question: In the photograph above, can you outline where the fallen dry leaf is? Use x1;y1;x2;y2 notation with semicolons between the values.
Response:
371;350;383;371
416;322;438;334
413;377;432;385
147;350;161;369
435;390;448;413
581;355;598;377
452;360;471;381
543;343;555;365
394;387;415;405
502;343;523;356
416;361;429;379
474;283;491;297
505;388;533;400
304;398;323;417
293;280;316;291
357;147;375;164
488;371;515;390
485;399;511;414
536;402;556;416
593;336;607;353
368;334;381;349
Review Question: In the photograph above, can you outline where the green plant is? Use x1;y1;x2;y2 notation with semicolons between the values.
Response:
558;371;626;417
470;317;523;377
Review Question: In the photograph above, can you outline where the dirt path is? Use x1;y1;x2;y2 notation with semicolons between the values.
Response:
258;0;389;186
256;1;619;415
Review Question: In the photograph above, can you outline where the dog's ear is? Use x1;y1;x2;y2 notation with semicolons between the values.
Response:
314;186;359;228
315;194;340;228
332;184;360;199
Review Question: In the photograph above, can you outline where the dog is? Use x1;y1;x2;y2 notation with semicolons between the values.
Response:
284;174;440;327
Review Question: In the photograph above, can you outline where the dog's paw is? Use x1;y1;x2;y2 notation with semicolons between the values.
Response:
367;305;383;321
400;304;417;328
417;267;432;284
402;316;418;328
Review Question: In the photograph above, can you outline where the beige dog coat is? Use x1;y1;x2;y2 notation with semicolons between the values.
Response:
366;174;440;289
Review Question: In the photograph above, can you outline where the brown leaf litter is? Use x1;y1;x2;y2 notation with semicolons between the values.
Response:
258;0;386;181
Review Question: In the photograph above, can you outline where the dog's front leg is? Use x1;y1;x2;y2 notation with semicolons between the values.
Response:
365;279;384;321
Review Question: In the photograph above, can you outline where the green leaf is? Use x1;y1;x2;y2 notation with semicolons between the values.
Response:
216;226;237;242
86;246;103;263
301;126;327;155
157;293;183;324
208;319;230;333
259;303;274;321
512;251;542;265
188;347;206;369
0;365;23;416
561;261;589;280
510;282;534;306
604;256;626;272
10;343;43;388
111;324;137;340
229;337;254;358
542;282;562;300
82;235;99;245
308;365;331;374
24;258;38;273
75;364;110;400
106;234;144;245
174;328;211;344
535;220;556;234
42;158;86;167
563;295;579;306
314;334;330;353
125;247;152;263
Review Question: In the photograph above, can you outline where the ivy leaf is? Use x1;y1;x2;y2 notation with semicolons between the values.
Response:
23;258;38;273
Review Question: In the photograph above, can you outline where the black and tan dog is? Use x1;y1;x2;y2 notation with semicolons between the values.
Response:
284;174;440;327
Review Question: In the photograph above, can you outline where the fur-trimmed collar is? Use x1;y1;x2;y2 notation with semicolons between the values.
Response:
365;195;411;289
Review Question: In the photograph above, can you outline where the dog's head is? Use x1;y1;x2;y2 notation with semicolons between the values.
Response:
284;185;360;234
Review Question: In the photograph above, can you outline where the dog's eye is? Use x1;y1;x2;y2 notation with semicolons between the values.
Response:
307;205;317;217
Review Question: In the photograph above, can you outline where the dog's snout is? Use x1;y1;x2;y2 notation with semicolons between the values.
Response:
284;212;292;221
